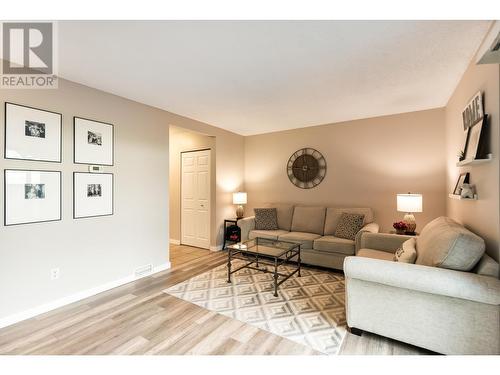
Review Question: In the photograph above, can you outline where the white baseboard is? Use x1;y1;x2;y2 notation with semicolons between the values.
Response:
0;261;171;329
210;245;223;252
169;239;181;245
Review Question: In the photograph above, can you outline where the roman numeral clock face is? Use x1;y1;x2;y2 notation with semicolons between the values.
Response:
287;148;327;189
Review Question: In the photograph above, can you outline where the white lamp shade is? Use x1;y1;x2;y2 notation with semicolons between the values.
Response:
233;192;247;205
397;193;423;213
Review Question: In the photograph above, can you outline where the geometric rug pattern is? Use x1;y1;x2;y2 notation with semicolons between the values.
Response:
164;260;347;354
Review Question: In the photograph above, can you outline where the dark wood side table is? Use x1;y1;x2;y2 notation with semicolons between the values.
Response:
389;231;419;236
223;219;240;250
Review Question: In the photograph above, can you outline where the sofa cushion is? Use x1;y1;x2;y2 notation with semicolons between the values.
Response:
249;229;289;241
313;236;355;255
254;208;278;230
291;206;326;235
278;232;322;249
473;254;500;278
324;207;374;235
416;216;485;271
263;203;295;231
394;238;417;263
334;213;365;240
357;248;394;262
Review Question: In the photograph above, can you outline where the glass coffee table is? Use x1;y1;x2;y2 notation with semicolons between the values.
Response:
226;237;301;297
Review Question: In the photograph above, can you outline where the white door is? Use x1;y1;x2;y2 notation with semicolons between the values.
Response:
181;149;211;249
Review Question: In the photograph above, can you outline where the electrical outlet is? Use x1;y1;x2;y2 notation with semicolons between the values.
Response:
50;268;60;280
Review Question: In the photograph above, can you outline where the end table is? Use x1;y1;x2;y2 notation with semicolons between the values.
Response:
223;218;240;250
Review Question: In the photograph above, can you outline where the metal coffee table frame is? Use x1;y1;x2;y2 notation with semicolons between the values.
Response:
226;237;301;297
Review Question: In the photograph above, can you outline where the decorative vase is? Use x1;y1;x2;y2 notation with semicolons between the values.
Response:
396;228;405;235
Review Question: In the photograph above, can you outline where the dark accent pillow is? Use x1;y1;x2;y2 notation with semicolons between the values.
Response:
334;213;365;240
254;208;279;230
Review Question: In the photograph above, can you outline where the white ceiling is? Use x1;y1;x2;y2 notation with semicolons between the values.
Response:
58;21;491;136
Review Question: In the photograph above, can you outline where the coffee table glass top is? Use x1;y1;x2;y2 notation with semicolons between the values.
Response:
227;237;300;258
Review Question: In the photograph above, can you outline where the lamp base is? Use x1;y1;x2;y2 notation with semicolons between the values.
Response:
403;213;416;234
236;205;244;219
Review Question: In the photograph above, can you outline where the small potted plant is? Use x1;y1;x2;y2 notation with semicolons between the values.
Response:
458;150;465;162
393;221;407;235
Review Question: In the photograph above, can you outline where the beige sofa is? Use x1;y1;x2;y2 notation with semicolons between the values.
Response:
238;204;379;270
344;216;500;355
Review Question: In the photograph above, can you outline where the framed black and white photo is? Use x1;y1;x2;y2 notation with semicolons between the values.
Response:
74;117;114;166
453;172;470;195
4;102;62;162
73;172;114;219
464;115;487;161
4;169;62;226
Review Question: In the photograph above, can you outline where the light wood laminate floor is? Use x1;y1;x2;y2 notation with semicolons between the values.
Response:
0;245;430;355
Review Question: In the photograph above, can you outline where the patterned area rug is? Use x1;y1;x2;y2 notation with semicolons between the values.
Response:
163;260;347;354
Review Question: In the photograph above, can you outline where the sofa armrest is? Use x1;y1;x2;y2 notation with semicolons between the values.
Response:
237;216;255;241
344;256;500;305
358;232;413;253
355;222;380;253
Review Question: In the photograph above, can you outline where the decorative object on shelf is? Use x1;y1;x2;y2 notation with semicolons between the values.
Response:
287;148;326;189
393;221;408;235
74;117;114;166
458;128;469;163
73;172;114;219
4;102;62;162
396;193;423;235
460;183;475;199
232;192;247;219
458;149;465;162
464;115;488;161
4;169;61;226
453;172;470;195
462;91;484;130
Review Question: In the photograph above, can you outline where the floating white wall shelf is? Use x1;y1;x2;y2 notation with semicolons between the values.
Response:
456;154;492;167
448;194;478;200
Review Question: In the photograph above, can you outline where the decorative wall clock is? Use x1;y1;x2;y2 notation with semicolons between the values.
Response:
287;148;327;189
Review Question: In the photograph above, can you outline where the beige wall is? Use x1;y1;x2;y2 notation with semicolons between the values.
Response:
169;127;216;245
445;61;500;261
0;76;243;321
244;108;447;233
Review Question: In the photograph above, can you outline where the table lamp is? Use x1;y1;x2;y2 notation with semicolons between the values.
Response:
233;192;247;219
397;193;423;234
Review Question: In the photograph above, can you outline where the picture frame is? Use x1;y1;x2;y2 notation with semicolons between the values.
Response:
74;117;114;166
4;102;62;163
4;169;62;226
73;172;114;219
453;172;470;196
462;91;484;130
464;114;488;161
459;129;469;161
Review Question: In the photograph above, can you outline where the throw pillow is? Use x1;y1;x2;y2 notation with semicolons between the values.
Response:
334;213;365;240
254;208;279;230
394;238;417;263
